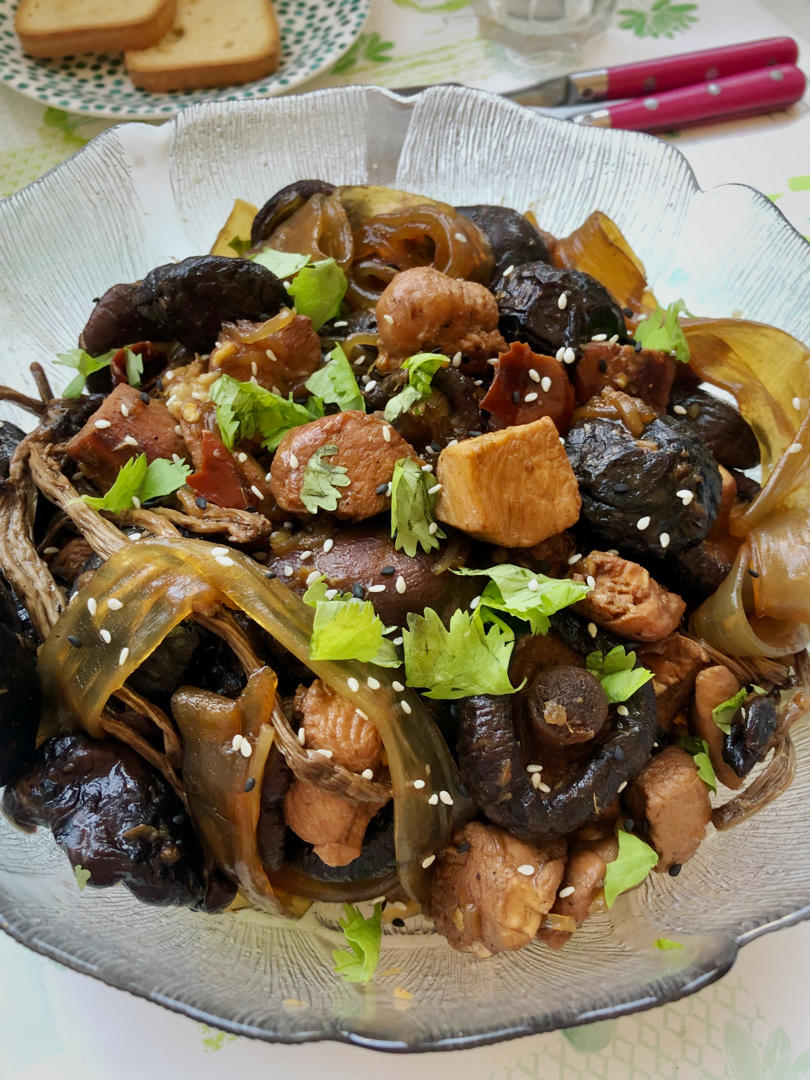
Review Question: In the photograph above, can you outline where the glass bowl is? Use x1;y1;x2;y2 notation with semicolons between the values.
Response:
1;85;809;1052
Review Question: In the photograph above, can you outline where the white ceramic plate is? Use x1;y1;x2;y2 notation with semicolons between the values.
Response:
0;0;370;119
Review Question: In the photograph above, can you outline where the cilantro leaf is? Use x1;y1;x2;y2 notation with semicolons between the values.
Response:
603;829;659;909
288;258;348;331
209;373;322;451
332;903;382;984
403;607;520;699
300;444;350;514
82;453;190;512
711;686;747;735
634;299;691;363
678;735;717;792
383;352;450;422
304;575;399;667
54;348;115;398
655;938;683;951
586;645;654;703
390;457;445;557
124;348;143;388
251;248;310;278
73;864;91;891
454;565;591;636
305;344;365;412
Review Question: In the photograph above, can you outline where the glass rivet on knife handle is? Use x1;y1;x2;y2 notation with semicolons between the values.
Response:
568;68;609;103
572;108;612;128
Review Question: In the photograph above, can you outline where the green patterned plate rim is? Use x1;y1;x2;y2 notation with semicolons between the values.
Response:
0;0;370;119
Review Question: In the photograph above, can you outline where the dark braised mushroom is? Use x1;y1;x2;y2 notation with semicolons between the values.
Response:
257;745;293;873
0;421;25;485
723;692;778;777
455;204;550;281
250;179;336;248
565;412;722;558
526;665;609;746
80;282;157;357
3;732;205;907
668;386;760;470
127;622;203;704
0;580;40;785
494;262;626;355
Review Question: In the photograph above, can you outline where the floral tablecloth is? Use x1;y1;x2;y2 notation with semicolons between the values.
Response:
1;0;809;1077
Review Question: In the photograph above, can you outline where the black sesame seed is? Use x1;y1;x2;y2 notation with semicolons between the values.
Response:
139;390;150;406
748;568;760;578
265;570;277;579
67;634;82;648
352;583;365;599
172;814;185;826
392;917;405;928
633;340;643;352
467;429;482;438
613;745;625;762
598;358;608;373
245;506;258;513
668;863;682;877
195;495;208;510
155;378;164;392
457;783;469;798
613;482;630;494
244;777;256;793
455;840;471;854
430;441;442;453
380;899;388;911
380;565;396;576
512;390;521;404
449;702;460;720
375;482;389;496
623;307;634;319
623;817;635;833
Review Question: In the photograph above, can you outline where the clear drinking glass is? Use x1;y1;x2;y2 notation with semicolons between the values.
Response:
472;0;616;53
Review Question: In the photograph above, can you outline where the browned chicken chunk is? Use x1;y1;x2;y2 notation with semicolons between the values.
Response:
294;679;382;776
210;313;322;396
428;821;566;957
270;411;419;520
691;665;743;789
65;383;187;490
574;342;676;412
376;266;506;371
625;746;712;871
283;779;385;867
434;417;581;546
637;633;710;728
571;550;686;642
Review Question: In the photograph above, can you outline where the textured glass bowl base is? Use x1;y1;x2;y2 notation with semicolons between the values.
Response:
1;86;809;1051
472;0;615;55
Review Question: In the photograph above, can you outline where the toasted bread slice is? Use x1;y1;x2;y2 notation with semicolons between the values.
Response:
125;0;280;93
15;0;176;58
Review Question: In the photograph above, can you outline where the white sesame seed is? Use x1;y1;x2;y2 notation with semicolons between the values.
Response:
454;231;468;243
237;452;247;463
288;453;299;468
299;550;313;562
422;854;436;868
568;553;583;565
524;391;538;403
586;575;596;589
608;334;619;345
659;532;671;549
86;597;97;616
128;532;142;541
282;565;293;577
212;547;228;556
240;740;253;758
43;546;59;556
297;727;306;745
305;570;322;587
392;636;403;646
322;538;334;553
439;790;454;805
428;793;439;805
164;370;174;381
400;700;412;715
392;681;405;692
787;442;803;454
587;622;598;638
531;772;543;789
174;425;182;435
107;598;123;611
469;595;481;611
386;482;392;497
428;522;439;535
413;778;425;789
428;483;441;495
673;404;687;416
265;471;273;483
361;768;374;780
382;425;392;443
421;463;433;472
563;347;576;365
368;583;386;593
617;780;628;793
250;484;264;501
94;419;111;429
120;403;130;418
122;434;138;447
540;376;552;393
316;748;333;758
451;351;462;368
367;676;381;690
251;362;258;376
792;396;802;410
333;320;348;328
118;647;129;667
517;864;535;876
216;555;235;568
617;705;629;716
558;885;576;898
528;368;540;383
637;516;651;530
99;628;111;644
446;438;459;447
383;313;395;325
131;495;141;509
676;489;694;505
500;263;516;280
527;578;539;592
591;333;608;342
395;575;407;594
232;734;244;751
537;781;552;793
527;764;543;773
555;346;565;362
324;589;338;599
347;677;360;693
557;292;568;310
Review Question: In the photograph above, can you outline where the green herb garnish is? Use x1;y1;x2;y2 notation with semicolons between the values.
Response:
710;685;768;735
54;348;115;398
586;645;654;703
303;577;399;667
655;938;683;951
390;457;445;557
300;444;350;514
209;373;322;451
633;299;691;363
288;258;348;331
454;564;591;636
403;607;520;700
603;829;659;909
383;352;449;422
73;865;91;892
678;735;717;792
251;248;310;277
332;903;383;984
81;454;191;512
305;344;365;412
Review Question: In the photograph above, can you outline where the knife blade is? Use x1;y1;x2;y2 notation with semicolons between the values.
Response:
504;36;799;107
